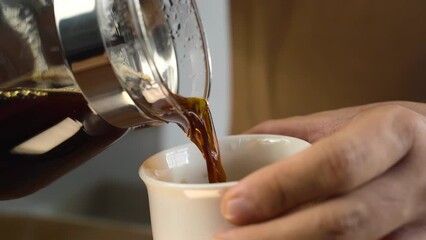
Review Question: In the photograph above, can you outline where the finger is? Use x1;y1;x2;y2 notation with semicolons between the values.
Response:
245;116;342;143
222;105;418;225
245;102;419;142
245;104;373;142
215;160;420;240
382;219;426;240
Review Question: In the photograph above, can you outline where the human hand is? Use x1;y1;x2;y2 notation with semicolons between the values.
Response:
214;101;426;240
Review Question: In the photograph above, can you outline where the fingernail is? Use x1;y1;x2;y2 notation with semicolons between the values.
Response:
223;196;253;222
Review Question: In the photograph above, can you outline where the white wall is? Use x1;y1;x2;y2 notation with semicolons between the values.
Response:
0;0;231;224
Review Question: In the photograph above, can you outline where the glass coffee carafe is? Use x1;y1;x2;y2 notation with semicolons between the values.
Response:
0;0;211;199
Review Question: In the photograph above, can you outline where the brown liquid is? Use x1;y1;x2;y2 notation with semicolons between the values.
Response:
0;89;127;199
171;95;226;183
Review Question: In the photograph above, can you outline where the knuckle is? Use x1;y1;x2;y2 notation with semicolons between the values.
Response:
319;139;361;191
379;104;426;145
317;103;426;194
308;122;329;142
262;179;290;216
322;202;369;240
380;104;424;131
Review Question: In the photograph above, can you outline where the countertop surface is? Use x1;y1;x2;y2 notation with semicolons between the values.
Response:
0;213;153;240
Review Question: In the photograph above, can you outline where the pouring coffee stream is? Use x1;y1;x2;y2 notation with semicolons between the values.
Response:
0;0;225;199
164;94;227;183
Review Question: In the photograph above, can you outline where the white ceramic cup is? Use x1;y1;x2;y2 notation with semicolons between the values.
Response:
139;134;311;240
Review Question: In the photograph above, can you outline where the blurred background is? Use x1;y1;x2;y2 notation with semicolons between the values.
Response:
230;0;426;133
2;0;426;239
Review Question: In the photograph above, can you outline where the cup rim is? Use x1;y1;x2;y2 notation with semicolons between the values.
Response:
139;134;310;190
